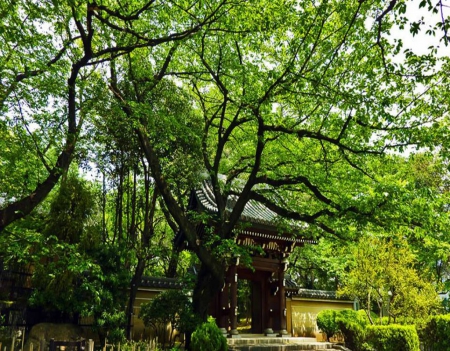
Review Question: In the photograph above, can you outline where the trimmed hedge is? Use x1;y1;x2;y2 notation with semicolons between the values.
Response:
316;310;421;351
316;310;339;341
422;314;450;351
335;310;368;351
364;325;419;351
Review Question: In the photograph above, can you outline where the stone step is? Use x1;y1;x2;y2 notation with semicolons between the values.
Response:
228;337;318;345
228;346;338;351
227;335;336;351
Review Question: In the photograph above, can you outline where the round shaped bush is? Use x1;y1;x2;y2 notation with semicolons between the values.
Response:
316;310;339;341
365;325;419;351
191;317;227;351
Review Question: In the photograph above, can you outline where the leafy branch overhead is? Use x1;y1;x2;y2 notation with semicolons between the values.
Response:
1;0;450;328
0;0;233;230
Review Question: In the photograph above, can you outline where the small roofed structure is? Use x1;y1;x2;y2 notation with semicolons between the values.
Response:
176;180;315;337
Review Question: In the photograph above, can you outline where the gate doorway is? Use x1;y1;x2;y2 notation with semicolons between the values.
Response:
237;268;273;334
213;257;290;336
237;279;265;334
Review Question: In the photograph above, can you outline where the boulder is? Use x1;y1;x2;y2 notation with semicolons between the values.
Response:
24;323;92;351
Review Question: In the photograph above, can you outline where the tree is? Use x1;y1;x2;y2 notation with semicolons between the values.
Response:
88;73;203;338
287;238;350;290
125;0;450;323
1;0;450;340
139;290;193;349
0;0;231;231
288;152;450;293
339;233;441;324
401;153;450;291
0;1;235;341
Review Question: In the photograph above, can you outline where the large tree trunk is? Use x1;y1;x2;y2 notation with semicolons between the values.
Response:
166;247;180;278
184;263;224;350
125;179;157;340
125;258;146;340
193;263;224;321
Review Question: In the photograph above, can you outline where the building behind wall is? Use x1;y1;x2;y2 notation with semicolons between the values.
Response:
130;276;183;341
287;289;354;341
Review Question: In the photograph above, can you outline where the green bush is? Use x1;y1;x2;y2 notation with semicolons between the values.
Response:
421;314;450;351
364;325;419;351
335;310;368;351
139;290;192;348
316;310;339;341
191;317;227;351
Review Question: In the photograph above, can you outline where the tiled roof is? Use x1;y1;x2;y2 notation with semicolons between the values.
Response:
191;180;316;245
140;276;182;290
285;276;299;291
194;180;278;227
237;229;316;244
295;289;351;301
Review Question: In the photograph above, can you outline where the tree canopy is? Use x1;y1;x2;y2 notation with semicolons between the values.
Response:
1;0;450;340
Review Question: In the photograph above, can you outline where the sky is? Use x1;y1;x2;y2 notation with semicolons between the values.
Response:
391;0;450;57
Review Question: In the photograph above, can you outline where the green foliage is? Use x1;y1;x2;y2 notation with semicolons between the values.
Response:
335;310;368;351
421;314;450;351
316;309;368;350
139;290;191;332
2;0;450;344
339;233;441;324
376;315;431;338
139;290;197;348
318;310;422;351
191;317;227;351
316;310;339;342
0;314;11;344
288;238;350;290
44;173;97;244
109;341;165;351
28;237;130;339
237;279;251;325
364;325;420;351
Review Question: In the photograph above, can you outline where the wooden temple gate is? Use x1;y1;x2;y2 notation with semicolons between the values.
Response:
180;179;315;337
210;230;311;337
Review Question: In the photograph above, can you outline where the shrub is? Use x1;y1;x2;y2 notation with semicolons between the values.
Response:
139;290;192;348
365;325;419;351
316;310;339;341
191;317;227;351
421;314;450;351
335;310;368;351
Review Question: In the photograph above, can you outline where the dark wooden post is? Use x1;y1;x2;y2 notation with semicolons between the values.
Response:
264;276;275;336
265;307;274;336
49;339;55;351
278;260;288;336
229;264;239;337
219;279;230;336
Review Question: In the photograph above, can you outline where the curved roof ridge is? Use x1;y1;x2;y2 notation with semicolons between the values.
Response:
195;179;279;227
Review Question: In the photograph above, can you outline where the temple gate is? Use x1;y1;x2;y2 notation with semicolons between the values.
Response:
179;180;315;337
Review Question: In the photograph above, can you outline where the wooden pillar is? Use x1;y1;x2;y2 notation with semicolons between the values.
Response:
278;259;288;336
264;308;275;336
219;279;230;333
264;275;275;336
229;264;239;336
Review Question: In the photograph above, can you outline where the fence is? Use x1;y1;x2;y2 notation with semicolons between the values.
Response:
0;334;161;351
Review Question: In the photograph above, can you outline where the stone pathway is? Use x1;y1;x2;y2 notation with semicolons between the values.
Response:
227;335;341;351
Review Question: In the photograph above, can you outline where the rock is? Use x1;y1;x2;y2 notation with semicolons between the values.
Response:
24;323;93;351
